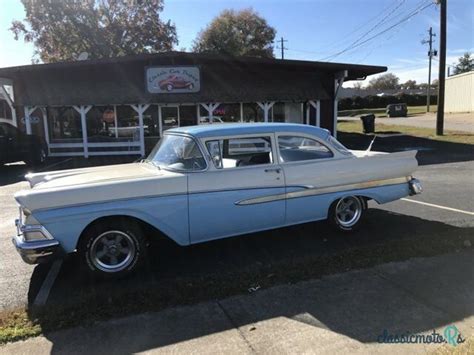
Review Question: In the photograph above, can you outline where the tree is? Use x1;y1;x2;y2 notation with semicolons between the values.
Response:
367;73;400;91
402;80;417;89
192;8;276;58
10;0;178;63
352;82;364;90
453;52;474;75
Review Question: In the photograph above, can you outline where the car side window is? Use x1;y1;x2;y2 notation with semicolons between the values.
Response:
206;136;273;169
278;135;333;162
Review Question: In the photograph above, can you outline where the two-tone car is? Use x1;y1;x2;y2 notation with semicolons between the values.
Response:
12;123;422;277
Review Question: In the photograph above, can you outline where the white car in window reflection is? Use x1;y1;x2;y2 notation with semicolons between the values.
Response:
12;123;422;278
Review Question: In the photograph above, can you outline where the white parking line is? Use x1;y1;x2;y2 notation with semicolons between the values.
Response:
401;198;474;216
38;158;73;172
33;260;63;307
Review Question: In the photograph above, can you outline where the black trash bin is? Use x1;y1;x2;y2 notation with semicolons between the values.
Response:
360;114;375;134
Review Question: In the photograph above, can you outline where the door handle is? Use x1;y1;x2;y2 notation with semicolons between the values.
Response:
264;168;281;173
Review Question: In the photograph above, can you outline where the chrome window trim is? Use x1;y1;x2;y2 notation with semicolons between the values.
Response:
275;132;341;165
153;132;209;173
201;133;278;171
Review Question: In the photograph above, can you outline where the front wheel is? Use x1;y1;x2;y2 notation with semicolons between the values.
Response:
328;196;366;232
79;219;146;278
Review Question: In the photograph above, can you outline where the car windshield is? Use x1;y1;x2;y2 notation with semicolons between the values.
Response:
146;134;206;171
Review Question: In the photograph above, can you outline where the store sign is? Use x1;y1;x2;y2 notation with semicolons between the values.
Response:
146;67;200;94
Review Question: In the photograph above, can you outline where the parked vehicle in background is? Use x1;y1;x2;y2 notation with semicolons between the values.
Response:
0;122;47;166
199;116;224;124
386;103;408;117
12;123;422;278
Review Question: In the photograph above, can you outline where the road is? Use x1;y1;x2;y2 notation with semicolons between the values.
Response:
0;157;473;313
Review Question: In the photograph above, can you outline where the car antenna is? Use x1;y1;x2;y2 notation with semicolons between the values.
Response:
365;135;377;156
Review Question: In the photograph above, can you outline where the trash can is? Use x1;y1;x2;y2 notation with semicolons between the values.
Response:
386;103;408;117
360;114;375;134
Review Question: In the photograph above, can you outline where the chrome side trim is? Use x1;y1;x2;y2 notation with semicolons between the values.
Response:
235;177;410;206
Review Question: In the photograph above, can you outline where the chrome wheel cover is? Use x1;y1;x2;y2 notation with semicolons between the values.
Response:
335;196;362;228
89;230;136;273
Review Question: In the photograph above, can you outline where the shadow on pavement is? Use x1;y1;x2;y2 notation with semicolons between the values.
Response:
338;131;474;166
26;209;474;352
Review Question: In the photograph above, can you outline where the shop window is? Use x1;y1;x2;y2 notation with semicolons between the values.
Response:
47;107;82;142
242;103;265;122
143;105;160;136
114;105;140;140
180;105;198;126
272;103;285;122
199;103;241;123
86;106;116;142
0;99;12;120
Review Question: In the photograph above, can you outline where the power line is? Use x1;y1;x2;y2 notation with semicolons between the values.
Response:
320;0;435;61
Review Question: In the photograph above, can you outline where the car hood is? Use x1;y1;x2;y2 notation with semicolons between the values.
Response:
16;163;187;211
25;163;158;189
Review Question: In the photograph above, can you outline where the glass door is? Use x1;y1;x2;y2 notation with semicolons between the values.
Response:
159;105;179;136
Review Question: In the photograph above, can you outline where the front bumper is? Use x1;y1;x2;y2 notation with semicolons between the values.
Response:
12;234;61;264
12;215;62;264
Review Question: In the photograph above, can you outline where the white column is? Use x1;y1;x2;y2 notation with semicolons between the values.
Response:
257;102;275;123
308;100;321;127
113;105;118;139
196;105;201;125
24;106;36;135
240;102;244;122
73;105;92;158
200;103;220;123
158;105;163;135
131;104;150;156
40;107;50;154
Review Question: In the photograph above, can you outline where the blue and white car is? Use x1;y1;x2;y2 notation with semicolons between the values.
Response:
13;123;422;277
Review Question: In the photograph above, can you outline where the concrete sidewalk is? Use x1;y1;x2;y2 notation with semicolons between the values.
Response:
1;250;473;354
341;112;473;133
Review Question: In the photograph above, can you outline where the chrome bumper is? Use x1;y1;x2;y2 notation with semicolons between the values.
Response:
12;235;60;264
13;216;61;264
409;178;423;195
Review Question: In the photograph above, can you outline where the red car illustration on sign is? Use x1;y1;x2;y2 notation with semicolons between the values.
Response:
158;75;195;91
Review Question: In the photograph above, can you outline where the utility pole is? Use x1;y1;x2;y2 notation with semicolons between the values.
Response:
436;0;447;136
277;37;288;59
422;27;436;112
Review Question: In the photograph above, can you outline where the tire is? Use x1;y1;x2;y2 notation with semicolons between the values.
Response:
166;84;173;91
328;196;366;232
27;146;47;167
188;83;194;90
79;219;147;278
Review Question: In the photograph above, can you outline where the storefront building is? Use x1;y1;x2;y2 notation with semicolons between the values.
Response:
0;52;385;157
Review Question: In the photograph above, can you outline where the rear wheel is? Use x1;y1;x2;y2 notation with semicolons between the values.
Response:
328;196;365;232
27;146;47;167
79;219;146;278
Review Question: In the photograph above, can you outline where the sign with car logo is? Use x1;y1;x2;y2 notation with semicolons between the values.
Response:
146;67;200;94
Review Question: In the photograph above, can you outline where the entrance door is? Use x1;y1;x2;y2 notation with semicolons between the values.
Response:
159;106;179;135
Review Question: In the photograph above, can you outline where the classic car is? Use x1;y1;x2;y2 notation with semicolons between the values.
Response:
12;123;422;277
158;75;194;91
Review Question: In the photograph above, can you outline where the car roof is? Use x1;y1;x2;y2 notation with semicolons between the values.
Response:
167;123;331;140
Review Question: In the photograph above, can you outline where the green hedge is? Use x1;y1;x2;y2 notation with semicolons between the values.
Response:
339;94;438;110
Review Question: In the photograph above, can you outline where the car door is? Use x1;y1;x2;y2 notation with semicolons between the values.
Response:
276;133;339;225
187;134;285;243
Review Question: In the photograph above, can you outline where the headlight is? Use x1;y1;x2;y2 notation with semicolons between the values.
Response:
21;225;53;242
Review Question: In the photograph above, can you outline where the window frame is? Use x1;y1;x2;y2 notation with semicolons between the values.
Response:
202;133;278;171
151;132;209;173
275;133;335;165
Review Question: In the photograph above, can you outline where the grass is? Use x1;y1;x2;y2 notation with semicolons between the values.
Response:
432;335;474;354
338;120;474;145
339;105;437;118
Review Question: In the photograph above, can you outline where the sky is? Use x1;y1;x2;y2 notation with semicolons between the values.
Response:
0;0;473;87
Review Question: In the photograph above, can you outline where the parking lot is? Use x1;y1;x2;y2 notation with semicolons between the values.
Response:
0;132;473;340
